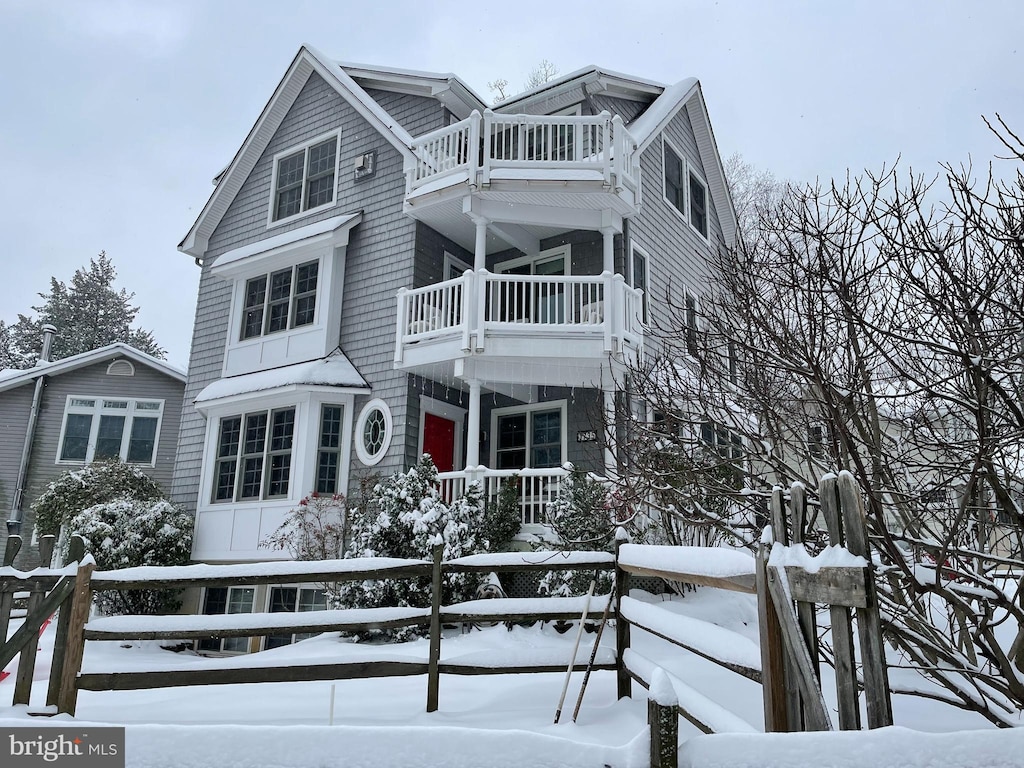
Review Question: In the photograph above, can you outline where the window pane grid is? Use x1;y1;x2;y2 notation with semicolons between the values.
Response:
60;398;162;464
239;261;318;340
214;409;295;503
316;405;343;494
272;137;337;222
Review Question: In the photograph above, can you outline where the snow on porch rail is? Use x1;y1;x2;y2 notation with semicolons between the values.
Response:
406;109;639;194
395;271;644;365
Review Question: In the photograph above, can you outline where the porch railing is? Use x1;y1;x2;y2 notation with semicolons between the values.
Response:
395;270;644;360
437;467;568;525
407;109;639;195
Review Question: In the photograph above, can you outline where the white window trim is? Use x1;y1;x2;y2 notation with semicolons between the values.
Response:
489;399;568;469
662;136;689;226
496;245;572;275
55;395;164;466
629;241;651;324
417;396;466;471
355;398;393;466
266;129;343;229
687;166;710;243
443;251;472;281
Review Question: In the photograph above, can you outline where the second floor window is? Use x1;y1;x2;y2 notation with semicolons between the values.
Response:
664;144;686;215
272;134;339;222
213;407;295;502
689;172;708;238
241;261;318;340
58;397;163;465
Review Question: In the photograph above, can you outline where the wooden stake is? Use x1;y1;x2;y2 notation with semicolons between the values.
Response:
425;544;443;713
554;579;595;723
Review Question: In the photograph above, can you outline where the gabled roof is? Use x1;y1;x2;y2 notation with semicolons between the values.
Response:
629;79;738;248
339;62;487;119
0;344;186;394
179;45;418;258
495;65;665;111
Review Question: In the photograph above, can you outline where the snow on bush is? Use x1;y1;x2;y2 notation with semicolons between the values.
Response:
72;497;193;615
338;455;485;639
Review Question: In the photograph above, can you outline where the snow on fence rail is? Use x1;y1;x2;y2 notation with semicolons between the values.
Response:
10;547;615;716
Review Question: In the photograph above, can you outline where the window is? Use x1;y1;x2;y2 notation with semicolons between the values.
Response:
684;293;699;356
265;587;329;649
629;244;649;323
701;422;744;461
213;408;295;502
270;133;339;223
355;399;392;466
689;172;708;238
663;142;686;215
493;403;566;470
808;425;825;458
443;252;472;281
198;587;255;654
58;397;163;465
316;404;345;494
240;260;319;341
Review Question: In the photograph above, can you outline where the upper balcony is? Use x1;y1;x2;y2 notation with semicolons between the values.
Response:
394;269;643;389
403;110;640;246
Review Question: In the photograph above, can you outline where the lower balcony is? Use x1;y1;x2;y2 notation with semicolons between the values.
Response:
394;270;644;388
438;467;568;529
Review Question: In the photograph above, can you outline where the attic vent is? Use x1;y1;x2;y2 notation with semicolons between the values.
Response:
106;360;136;377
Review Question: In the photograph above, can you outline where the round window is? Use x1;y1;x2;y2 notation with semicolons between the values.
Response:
355;399;392;466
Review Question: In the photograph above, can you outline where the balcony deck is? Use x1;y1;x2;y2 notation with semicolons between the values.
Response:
403;110;640;247
394;270;643;388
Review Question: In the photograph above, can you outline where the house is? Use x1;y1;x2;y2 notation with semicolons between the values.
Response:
0;330;186;569
172;46;737;630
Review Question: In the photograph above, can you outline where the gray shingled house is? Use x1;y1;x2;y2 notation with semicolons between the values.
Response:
173;46;737;600
0;339;186;569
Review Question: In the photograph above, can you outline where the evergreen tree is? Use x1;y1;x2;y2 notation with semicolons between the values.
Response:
0;321;17;369
7;252;164;367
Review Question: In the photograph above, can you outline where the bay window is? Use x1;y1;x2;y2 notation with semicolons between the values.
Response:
213;407;296;502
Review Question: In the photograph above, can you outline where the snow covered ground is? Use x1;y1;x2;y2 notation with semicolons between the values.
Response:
0;587;1016;767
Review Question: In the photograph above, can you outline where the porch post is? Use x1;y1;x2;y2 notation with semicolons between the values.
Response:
603;387;617;480
601;227;615;275
473;218;488;272
465;379;482;470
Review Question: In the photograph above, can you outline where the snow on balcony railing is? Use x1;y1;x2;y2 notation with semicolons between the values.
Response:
406;110;638;195
437;467;568;525
394;271;644;363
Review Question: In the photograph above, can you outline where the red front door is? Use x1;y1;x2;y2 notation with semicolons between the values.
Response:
423;412;456;472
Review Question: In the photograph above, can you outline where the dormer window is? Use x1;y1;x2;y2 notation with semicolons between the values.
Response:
269;132;340;224
240;261;318;340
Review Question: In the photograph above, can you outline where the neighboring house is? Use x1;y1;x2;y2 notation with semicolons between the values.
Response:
0;339;186;569
173;46;737;588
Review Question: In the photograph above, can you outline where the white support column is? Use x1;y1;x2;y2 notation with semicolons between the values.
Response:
474;218;489;272
466;379;482;471
602;227;615;275
603;387;617;480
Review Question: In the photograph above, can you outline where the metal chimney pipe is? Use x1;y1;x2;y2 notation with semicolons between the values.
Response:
40;323;57;363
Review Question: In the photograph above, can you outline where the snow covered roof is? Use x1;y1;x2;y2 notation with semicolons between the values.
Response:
495;65;665;111
0;343;185;394
338;61;487;119
179;45;418;258
210;211;362;274
194;354;368;406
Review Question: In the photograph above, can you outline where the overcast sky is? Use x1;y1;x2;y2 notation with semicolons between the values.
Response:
2;1;1021;370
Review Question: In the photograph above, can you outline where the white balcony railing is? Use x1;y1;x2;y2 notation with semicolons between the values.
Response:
437;467;568;525
394;270;644;361
406;109;639;196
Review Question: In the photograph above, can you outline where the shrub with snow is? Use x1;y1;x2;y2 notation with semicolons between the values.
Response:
71;497;193;615
32;460;165;536
339;455;485;638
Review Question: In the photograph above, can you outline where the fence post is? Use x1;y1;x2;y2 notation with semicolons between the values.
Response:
57;557;94;716
426;543;443;713
614;531;631;699
48;535;85;707
837;472;893;728
13;585;44;705
0;536;22;658
648;668;678;768
2;534;22;567
755;522;788;732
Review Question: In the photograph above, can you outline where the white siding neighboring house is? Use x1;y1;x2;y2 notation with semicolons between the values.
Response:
173;46;738;576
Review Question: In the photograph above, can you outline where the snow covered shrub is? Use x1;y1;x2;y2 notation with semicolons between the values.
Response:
539;464;614;597
71;497;193;615
482;474;522;552
338;455;485;639
32;460;164;536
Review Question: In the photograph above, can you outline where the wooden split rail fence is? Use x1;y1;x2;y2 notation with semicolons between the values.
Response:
0;470;893;768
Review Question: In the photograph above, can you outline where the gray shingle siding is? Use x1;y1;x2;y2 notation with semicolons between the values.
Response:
363;88;447;138
0;384;33;522
0;358;184;569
